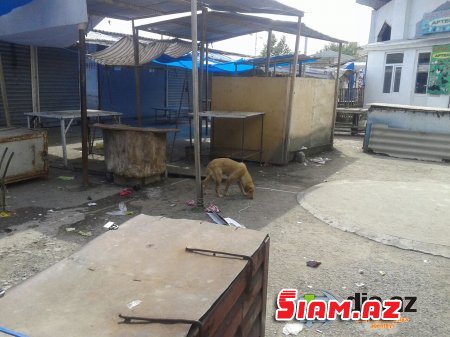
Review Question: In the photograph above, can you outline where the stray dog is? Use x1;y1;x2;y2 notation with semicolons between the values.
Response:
203;158;255;199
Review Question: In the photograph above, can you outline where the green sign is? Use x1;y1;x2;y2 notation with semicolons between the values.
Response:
427;44;450;95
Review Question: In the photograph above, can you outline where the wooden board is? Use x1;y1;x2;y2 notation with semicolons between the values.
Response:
0;215;268;337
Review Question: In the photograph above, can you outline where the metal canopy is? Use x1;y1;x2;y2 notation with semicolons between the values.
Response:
86;0;304;20
356;0;391;10
138;11;345;43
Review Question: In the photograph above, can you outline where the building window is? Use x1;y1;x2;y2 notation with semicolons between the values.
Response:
415;52;431;94
383;53;403;93
378;22;391;42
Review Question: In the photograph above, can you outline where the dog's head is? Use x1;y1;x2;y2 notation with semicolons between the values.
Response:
244;183;255;199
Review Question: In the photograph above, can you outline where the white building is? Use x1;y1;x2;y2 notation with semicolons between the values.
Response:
358;0;450;108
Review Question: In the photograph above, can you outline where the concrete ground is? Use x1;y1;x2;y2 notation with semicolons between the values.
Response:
1;129;449;336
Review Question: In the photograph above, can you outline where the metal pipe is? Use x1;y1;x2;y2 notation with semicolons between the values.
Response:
330;42;343;145
205;43;209;109
132;20;142;127
199;7;207;110
30;46;40;113
265;30;272;76
283;16;302;164
79;25;89;186
191;0;203;207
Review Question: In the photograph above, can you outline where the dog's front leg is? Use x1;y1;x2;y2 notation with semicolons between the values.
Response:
238;180;247;196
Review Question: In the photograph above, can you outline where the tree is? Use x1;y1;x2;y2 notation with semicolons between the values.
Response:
260;34;292;57
320;42;362;57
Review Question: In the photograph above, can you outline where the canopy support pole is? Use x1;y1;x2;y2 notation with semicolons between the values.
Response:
199;7;207;111
265;30;272;76
191;0;203;208
330;42;343;145
283;15;302;164
79;24;89;186
205;43;209;110
132;20;142;127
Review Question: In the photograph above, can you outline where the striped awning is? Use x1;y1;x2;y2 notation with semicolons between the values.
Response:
89;36;192;65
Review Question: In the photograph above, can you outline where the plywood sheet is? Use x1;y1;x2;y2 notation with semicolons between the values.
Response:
0;215;267;337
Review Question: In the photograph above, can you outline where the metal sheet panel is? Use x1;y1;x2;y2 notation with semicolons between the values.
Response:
38;47;80;112
168;68;192;110
0;42;32;126
0;127;48;183
368;124;450;162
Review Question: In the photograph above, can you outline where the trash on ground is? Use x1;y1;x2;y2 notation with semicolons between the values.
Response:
119;188;133;197
127;299;142;310
306;260;321;268
77;230;92;237
301;146;308;150
359;269;364;274
87;202;97;206
106;202;133;216
103;221;118;230
185;199;196;207
65;227;76;232
355;282;365;288
309;157;326;165
204;202;220;213
206;212;245;228
423;259;429;263
0;211;11;218
282;322;304;335
379;270;386;276
170;203;176;207
57;176;74;181
0;288;5;298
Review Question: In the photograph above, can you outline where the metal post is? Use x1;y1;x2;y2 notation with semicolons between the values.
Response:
199;7;207;110
283;16;302;164
132;20;142;127
330;42;343;145
30;46;40;113
265;30;272;76
0;54;11;127
191;0;203;207
205;43;209;109
79;25;89;186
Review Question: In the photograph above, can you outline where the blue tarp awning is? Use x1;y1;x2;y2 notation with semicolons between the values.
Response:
153;53;254;74
0;0;32;16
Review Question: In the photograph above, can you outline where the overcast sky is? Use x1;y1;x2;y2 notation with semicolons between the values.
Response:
95;0;373;56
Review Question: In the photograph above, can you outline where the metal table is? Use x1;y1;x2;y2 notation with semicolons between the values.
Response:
189;111;265;162
153;106;191;122
25;109;122;166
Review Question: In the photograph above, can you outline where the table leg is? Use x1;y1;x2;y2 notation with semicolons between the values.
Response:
260;115;264;163
27;116;30;129
241;119;245;161
60;119;68;167
189;117;193;146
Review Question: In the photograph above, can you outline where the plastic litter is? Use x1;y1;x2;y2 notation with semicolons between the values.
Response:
204;202;220;213
103;221;118;230
87;202;97;206
185;199;196;207
355;282;365;288
77;231;92;237
127;300;142;310
306;260;321;268
206;212;245;228
65;228;76;232
282;323;304;335
119;188;133;197
379;270;386;276
107;202;133;216
0;211;11;218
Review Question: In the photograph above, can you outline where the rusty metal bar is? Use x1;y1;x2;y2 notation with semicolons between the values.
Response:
30;46;40;113
79;25;89;186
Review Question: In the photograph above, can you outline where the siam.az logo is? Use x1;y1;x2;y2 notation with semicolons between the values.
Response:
275;289;417;324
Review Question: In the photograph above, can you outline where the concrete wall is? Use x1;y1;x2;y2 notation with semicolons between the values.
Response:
211;77;335;164
369;0;447;42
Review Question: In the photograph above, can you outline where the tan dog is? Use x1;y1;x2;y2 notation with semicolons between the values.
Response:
203;158;255;199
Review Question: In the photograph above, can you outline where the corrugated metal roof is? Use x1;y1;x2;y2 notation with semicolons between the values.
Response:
89;36;191;65
138;11;345;43
368;124;450;162
86;0;304;20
